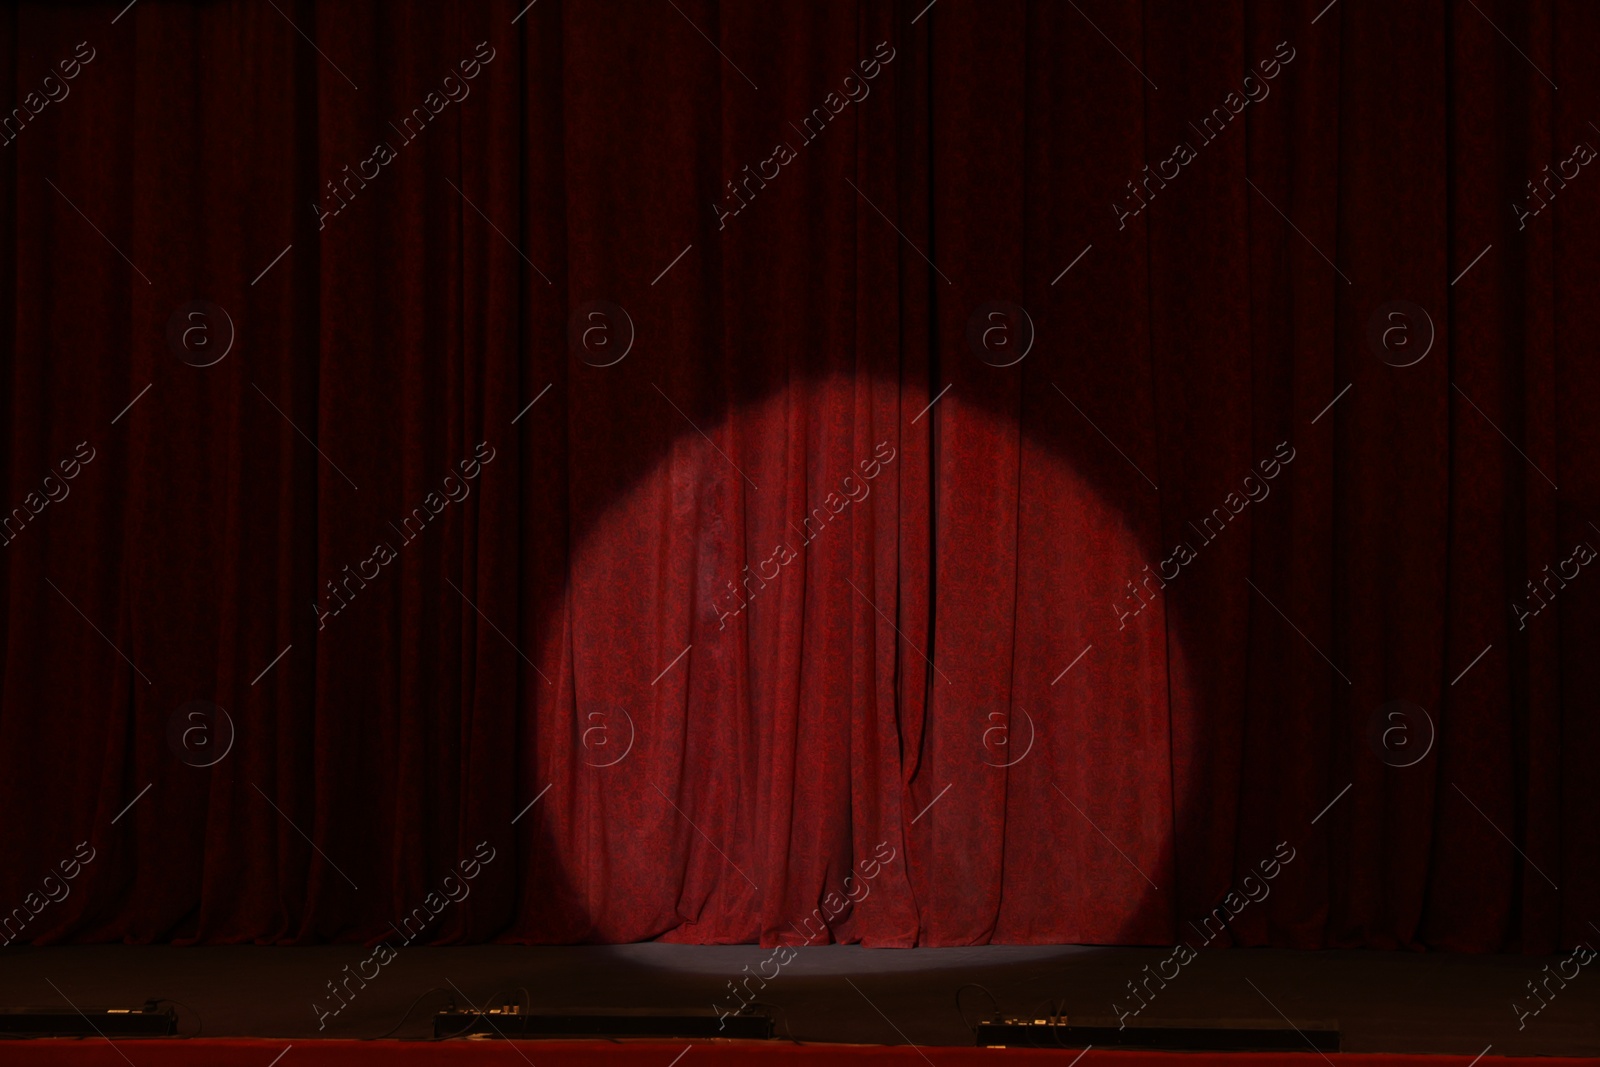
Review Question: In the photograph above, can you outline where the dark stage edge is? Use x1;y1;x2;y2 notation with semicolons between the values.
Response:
0;945;1594;1055
4;1044;1600;1067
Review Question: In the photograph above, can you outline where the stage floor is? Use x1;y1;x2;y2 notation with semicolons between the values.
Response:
0;944;1594;1056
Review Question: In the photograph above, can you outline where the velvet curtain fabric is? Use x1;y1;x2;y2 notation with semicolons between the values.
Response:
0;0;1594;952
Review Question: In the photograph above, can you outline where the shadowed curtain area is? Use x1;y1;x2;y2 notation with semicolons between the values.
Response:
0;0;1596;953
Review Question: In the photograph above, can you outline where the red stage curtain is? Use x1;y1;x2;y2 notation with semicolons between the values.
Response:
0;0;1595;952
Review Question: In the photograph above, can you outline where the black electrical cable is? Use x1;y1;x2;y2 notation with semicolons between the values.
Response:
955;983;1000;1034
150;998;202;1038
371;986;452;1040
1021;997;1079;1050
1045;997;1073;1049
742;999;795;1043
